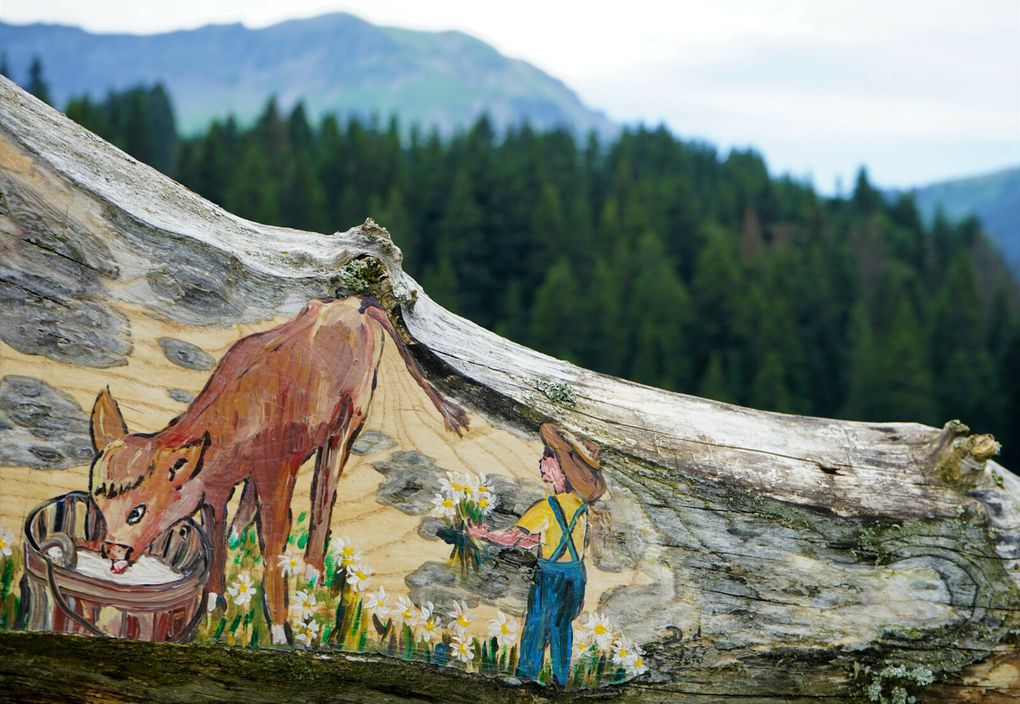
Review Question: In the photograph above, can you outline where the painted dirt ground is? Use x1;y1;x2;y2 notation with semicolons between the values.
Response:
0;299;651;687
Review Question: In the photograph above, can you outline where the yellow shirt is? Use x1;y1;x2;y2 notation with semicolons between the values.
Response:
515;492;587;562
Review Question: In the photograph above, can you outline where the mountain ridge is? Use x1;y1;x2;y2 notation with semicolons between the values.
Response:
906;166;1020;272
0;12;617;138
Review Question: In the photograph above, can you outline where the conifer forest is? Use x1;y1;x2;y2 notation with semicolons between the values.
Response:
45;78;1020;471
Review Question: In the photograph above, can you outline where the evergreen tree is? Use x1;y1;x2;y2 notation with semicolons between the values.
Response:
699;353;737;404
422;252;461;314
437;168;491;325
842;303;883;420
750;352;793;413
27;56;51;105
879;299;937;423
530;257;585;363
225;138;279;224
626;232;693;390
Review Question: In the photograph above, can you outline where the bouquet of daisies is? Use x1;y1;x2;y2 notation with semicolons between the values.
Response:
431;471;494;574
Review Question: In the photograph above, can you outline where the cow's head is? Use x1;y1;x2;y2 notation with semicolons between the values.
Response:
88;388;209;574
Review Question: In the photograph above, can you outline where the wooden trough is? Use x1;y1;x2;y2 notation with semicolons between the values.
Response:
18;492;210;641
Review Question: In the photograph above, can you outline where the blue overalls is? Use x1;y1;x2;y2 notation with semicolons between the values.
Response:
517;496;588;686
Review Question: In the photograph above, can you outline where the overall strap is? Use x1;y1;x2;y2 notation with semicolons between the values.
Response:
546;496;588;562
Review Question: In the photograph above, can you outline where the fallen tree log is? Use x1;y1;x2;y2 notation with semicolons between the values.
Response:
0;77;1017;702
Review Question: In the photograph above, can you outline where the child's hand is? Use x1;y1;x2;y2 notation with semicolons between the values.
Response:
465;520;485;538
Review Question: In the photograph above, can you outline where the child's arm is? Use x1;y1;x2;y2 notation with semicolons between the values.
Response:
467;522;540;549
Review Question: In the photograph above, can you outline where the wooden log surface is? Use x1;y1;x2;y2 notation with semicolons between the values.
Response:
0;77;1018;702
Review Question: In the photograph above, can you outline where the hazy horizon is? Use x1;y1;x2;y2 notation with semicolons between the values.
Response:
3;0;1018;194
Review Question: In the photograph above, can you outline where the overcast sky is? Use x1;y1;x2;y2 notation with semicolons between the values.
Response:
4;0;1018;192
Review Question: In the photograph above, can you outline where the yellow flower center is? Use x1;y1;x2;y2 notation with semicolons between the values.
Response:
342;546;355;556
634;657;644;668
443;498;454;508
500;623;510;635
402;609;412;619
463;486;473;495
457;615;470;628
618;647;629;657
478;498;489;508
594;624;607;635
425;620;435;631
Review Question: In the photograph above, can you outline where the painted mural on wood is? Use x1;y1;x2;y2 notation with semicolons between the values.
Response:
0;295;650;689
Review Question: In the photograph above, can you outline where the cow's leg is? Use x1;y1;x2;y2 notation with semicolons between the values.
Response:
201;496;230;613
306;394;372;582
254;465;299;645
227;479;258;542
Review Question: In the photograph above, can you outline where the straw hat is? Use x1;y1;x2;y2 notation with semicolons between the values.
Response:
539;423;606;502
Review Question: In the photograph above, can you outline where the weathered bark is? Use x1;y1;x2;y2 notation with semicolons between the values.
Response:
0;77;1017;702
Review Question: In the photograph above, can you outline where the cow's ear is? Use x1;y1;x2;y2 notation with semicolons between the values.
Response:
91;387;128;450
166;432;211;488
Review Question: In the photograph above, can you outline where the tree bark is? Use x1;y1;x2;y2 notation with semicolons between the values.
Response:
0;77;1017;702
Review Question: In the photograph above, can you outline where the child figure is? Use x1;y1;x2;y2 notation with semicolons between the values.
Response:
468;423;606;686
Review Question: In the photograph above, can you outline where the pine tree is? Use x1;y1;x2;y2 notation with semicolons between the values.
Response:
530;257;585;363
879;298;937;423
842;303;882;420
691;224;742;367
750;352;793;413
421;252;461;314
27;56;51;105
627;231;693;390
698;353;736;404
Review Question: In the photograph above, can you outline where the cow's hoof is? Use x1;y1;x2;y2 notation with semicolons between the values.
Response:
304;565;321;586
271;624;288;645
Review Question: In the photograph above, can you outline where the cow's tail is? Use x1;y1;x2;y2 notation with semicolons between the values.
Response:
360;298;469;436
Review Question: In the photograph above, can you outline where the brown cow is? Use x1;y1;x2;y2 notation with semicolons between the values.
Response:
87;296;468;644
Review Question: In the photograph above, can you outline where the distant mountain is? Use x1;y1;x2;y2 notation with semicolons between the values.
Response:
908;167;1020;272
0;13;616;138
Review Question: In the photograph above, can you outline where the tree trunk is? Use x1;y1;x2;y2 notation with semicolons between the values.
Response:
0;77;1017;702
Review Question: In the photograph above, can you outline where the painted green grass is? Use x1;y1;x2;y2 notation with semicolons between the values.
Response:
0;519;642;689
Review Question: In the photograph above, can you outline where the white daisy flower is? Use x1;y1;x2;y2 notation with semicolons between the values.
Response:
474;474;491;497
581;612;614;650
364;586;389;618
475;492;494;514
430;493;458;519
292;589;317;619
439;472;466;498
345;562;373;592
227;572;255;606
487;611;520;648
630;654;649;675
447;600;473;635
393;596;417;627
417;613;440;643
330;536;362;568
294;618;321;646
459;473;477;500
277;547;302;577
611;636;642;668
414;595;438;640
0;526;13;557
451;634;475;663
